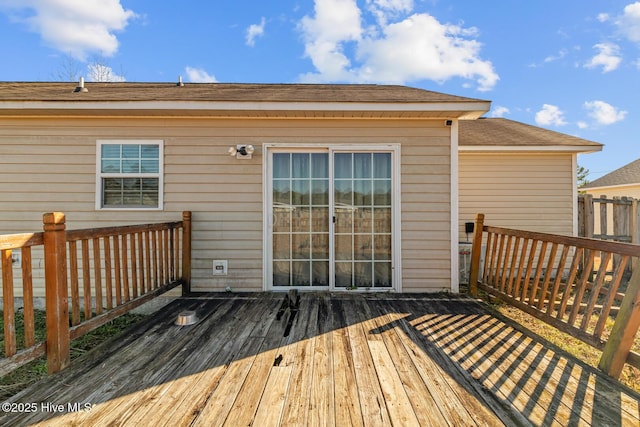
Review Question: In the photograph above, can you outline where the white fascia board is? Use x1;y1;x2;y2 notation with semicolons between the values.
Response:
459;145;603;153
0;100;491;114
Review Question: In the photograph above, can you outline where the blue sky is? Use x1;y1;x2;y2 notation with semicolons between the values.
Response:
0;1;638;181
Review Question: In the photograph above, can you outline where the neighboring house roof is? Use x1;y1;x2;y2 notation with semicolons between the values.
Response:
458;117;603;152
0;81;490;119
581;158;640;189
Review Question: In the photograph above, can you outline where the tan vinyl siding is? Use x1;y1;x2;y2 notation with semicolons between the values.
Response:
459;153;575;236
0;116;452;295
582;185;640;200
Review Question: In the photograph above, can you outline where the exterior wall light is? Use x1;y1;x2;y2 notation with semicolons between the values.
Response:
228;144;255;159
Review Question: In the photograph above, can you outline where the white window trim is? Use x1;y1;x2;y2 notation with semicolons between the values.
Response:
95;140;164;211
262;143;402;292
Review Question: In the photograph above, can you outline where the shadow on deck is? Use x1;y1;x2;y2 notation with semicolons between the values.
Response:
1;293;639;426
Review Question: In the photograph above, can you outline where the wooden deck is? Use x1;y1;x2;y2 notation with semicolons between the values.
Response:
1;293;639;426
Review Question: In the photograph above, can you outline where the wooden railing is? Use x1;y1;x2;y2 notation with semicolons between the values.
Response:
469;213;640;379
0;211;192;375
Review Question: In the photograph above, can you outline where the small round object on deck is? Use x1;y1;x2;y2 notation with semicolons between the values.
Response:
175;310;198;326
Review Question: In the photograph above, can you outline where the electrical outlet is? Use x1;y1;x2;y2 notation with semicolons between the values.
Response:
213;260;228;276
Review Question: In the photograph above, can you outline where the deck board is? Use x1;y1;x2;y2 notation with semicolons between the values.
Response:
1;293;639;427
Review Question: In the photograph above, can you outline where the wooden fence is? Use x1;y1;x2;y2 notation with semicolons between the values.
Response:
578;194;640;243
0;211;192;375
469;213;640;380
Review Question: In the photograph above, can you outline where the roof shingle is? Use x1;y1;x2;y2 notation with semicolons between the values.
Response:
459;117;602;148
0;82;487;103
581;158;640;189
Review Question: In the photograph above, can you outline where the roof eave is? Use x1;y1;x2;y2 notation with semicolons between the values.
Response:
0;100;491;119
458;145;603;154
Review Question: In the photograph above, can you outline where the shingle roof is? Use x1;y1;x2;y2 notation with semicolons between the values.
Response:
458;117;602;149
0;81;485;103
581;158;640;189
0;81;493;119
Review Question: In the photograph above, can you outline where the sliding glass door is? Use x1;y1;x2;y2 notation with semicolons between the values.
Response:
269;148;396;290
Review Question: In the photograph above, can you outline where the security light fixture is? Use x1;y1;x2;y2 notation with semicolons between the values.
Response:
228;144;255;159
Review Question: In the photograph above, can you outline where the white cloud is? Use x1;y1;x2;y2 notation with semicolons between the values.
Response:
298;0;363;81
490;106;510;118
544;49;568;63
366;0;414;25
535;104;567;126
577;121;588;129
0;0;136;60
597;13;610;23
584;100;627;125
184;66;217;83
616;1;640;43
246;17;266;47
584;43;622;72
298;0;498;91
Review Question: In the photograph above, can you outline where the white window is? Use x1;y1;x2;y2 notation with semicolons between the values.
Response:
96;140;163;210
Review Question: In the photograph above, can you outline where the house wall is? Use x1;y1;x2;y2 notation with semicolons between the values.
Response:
0;116;452;296
458;152;576;237
582;185;640;200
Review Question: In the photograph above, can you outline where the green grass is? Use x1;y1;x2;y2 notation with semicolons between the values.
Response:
0;309;146;400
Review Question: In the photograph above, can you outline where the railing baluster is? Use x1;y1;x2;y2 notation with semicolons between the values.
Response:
581;251;613;332
482;232;494;286
163;229;170;284
556;247;584;321
513;238;530;298
499;235;513;293
138;232;145;295
158;230;165;286
521;239;539;302
93;237;103;315
144;231;152;291
529;241;549;306
104;236;113;310
546;245;570;317
568;250;595;327
113;236;122;306
595;255;629;339
81;239;92;320
493;233;506;288
130;233;138;299
68;241;81;326
506;236;521;295
21;247;35;348
122;234;130;302
537;242;559;310
2;249;17;358
151;231;158;289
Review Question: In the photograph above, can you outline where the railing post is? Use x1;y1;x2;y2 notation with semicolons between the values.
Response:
42;212;70;374
468;213;485;298
181;211;192;296
598;258;640;378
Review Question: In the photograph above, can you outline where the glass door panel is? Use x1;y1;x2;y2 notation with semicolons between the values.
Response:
272;152;329;287
333;152;392;289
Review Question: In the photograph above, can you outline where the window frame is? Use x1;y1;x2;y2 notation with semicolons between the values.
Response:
95;140;164;211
